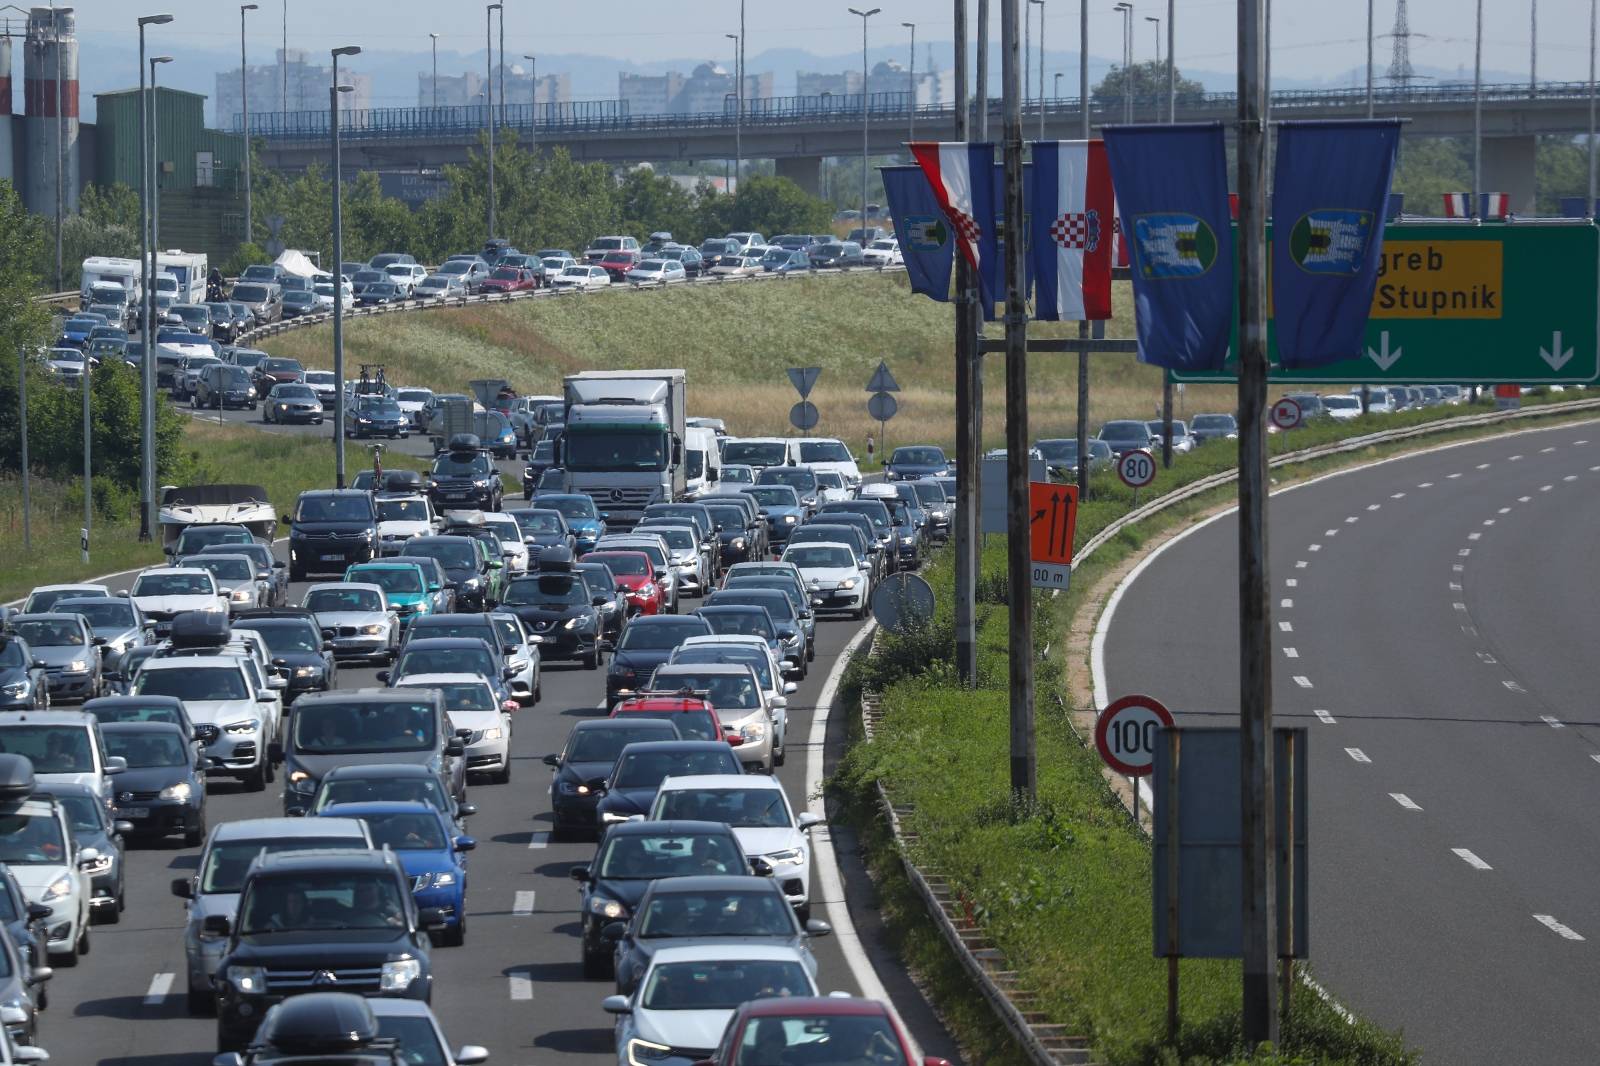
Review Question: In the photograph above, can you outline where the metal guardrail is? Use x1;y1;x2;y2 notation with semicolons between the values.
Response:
36;290;79;309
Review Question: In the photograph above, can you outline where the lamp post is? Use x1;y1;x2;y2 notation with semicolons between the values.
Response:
150;55;173;259
1114;2;1133;124
136;12;173;544
848;7;879;235
280;0;286;113
53;13;60;292
1054;70;1063;105
331;43;360;490
1145;15;1159;121
523;53;537;153
1473;0;1482;218
1589;0;1596;217
902;21;915;143
486;3;501;241
1031;0;1044;140
726;33;742;188
429;32;439;110
240;5;257;246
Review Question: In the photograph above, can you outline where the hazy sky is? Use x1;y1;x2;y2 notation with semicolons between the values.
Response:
65;0;1597;85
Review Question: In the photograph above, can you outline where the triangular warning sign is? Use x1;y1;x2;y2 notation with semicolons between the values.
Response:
864;360;900;393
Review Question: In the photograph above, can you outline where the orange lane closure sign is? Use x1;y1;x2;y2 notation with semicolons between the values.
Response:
1029;481;1079;590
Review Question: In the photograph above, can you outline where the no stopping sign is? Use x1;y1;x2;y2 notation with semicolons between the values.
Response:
1094;694;1176;777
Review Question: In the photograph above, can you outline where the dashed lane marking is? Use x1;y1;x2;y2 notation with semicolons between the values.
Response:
1462;625;1479;637
1564;474;1579;482
1483;519;1495;526
1504;680;1526;694
1281;598;1294;608
1391;492;1407;499
1325;529;1339;537
509;971;534;1000
143;973;174;1005
1345;747;1371;763
1468;532;1482;540
1476;463;1491;470
1367;503;1382;511
1284;647;1299;658
1296;560;1309;569
1452;564;1465;572
1418;481;1435;487
1293;676;1313;688
1309;544;1322;552
1459;549;1472;557
1314;709;1335;725
1390;793;1422;811
1534;915;1585;941
1285;578;1298;587
1476;651;1497;665
1447;473;1463;479
527;832;549;849
1575;440;1589;445
1541;484;1554;492
1542;715;1563;728
1453;848;1492;870
514;890;537;916
1453;602;1468;612
1449;582;1462;591
1498;507;1512;514
1279;621;1294;632
1540;446;1557;453
1518;495;1532;502
1509;455;1523;461
1345;516;1360;524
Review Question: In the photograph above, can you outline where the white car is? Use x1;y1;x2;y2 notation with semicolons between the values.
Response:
178;552;267;612
393;388;436;429
384;263;429;296
3;792;93;965
128;567;228;622
376;494;439;555
481;513;530;574
635;523;708;596
300;582;399;663
489;612;542;706
725;231;765;253
649;662;775;772
781;541;870;620
602;944;820;1063
302;370;338;404
862;237;904;266
394;672;514;784
311;278;354;312
793;437;862;491
669;634;793;759
1144;420;1195;454
649;774;822;915
133;654;277;790
1321;394;1364;422
550;264;612;291
583;236;640;261
813;470;852;504
624;259;686;287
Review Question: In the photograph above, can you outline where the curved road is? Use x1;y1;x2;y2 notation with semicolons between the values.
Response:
1101;419;1600;1065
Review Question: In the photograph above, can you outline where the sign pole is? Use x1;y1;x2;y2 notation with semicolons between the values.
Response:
1280;728;1296;1027
82;346;91;564
1236;0;1280;1044
953;0;980;688
1166;728;1180;1043
1074;0;1092;506
18;347;30;552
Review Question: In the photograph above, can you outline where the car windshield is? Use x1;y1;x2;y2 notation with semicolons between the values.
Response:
238;872;409;935
232;284;269;302
10;618;84;646
274;385;316;400
294;700;437;754
0;811;66;864
642;959;810;1010
52;793;103;835
409;621;495;644
136;666;248;701
567;725;672;763
720;467;754;484
722;442;787;467
511;511;564;535
736;1014;905;1063
85;700;182;725
910;482;945;505
306;587;383;613
432;453;492;477
296;496;374;522
659;672;758;709
408;541;477;570
359;810;447;851
637;889;794;939
0;725;92;773
429;679;497;715
786;545;855;569
1323;396;1360;411
703;505;746;530
1100;421;1151;441
377;499;431;523
26;588;104;612
538;496;596;520
352;568;422;595
104;730;187;768
715;593;794;622
816;472;845;489
799;441;850;463
395;645;494;680
262;359;300;373
675;648;773;689
891;447;944;465
188;557;253;583
760;469;815;492
657;787;790;827
597;831;745;879
357;398;403;416
313;775;448;814
614;747;740;788
618;621;708;652
700;610;775;641
247;621;319;654
199;837;352;893
502;575;586;607
588;553;649;577
565;431;668;472
745;487;798;508
133;572;214;596
646;527;696;550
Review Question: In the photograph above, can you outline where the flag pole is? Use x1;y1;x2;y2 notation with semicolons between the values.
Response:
954;0;981;687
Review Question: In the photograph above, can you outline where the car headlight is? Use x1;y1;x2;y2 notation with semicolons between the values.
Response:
230;589;251;603
626;1037;674;1064
66;659;90;673
227;965;267;994
838;578;857;590
479;727;503;741
557;780;588;795
901;535;915;545
730;537;746;550
360;623;386;635
740;721;767;742
379;958;422;992
159;782;192;802
225;719;260;735
1;681;28;697
562;617;581;630
294;665;319;678
462;577;482;590
782;514;797;524
765;848;805;866
588;895;627;919
413;871;456;891
42;875;72;902
80;852;113;873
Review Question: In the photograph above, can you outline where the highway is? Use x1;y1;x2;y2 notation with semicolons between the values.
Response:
1099;419;1600;1066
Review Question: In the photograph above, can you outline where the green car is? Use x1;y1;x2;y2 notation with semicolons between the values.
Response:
342;561;434;629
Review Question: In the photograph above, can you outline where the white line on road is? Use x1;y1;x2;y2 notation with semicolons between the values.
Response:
1345;516;1360;524
1541;715;1563;728
1575;440;1589;445
1483;519;1495;526
1453;602;1468;611
1476;651;1497;665
1592;465;1600;472
1452;563;1465;572
1314;709;1335;725
143;973;174;1005
1519;495;1532;502
1295;560;1309;569
1468;532;1482;540
1448;472;1463;479
1564;474;1579;482
1293;676;1313;688
1540;484;1554;492
1285;578;1298;588
1308;543;1322;552
1453;848;1492;870
1476;463;1491;470
1389;793;1422;811
1508;455;1523;462
1345;747;1371;763
1367;503;1382;511
1279;621;1293;632
513;890;536;916
1498;506;1512;514
508;971;533;1000
1325;528;1339;537
1418;481;1434;487
1449;582;1462;591
1591;754;1600;766
1540;446;1557;453
1391;492;1406;499
527;832;549;849
1284;647;1299;658
1281;598;1294;608
1504;680;1526;693
1459;549;1472;557
1462;625;1479;637
1534;915;1585;941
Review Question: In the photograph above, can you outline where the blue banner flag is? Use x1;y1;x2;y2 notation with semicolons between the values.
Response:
879;165;954;300
1271;120;1402;369
1560;196;1596;218
1102;123;1235;372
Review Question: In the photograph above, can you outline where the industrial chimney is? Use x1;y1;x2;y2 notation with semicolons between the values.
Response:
24;6;77;218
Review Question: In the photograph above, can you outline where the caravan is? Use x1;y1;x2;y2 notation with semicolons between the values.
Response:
156;250;209;305
80;256;142;303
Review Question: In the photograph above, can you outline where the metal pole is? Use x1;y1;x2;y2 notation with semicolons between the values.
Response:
1237;0;1278;1045
53;8;61;294
331;46;357;488
136;19;153;542
525;54;537;154
487;4;500;241
904;22;915;144
17;347;29;551
497;4;504;117
1002;0;1035;802
728;34;742;187
977;0;990;139
151;57;171;263
1166;0;1173;116
81;335;90;563
1531;0;1537;98
243;5;257;245
1024;0;1030;123
1075;0;1089;506
1154;6;1173;468
1590;0;1596;216
1036;0;1046;141
849;8;878;234
954;0;978;688
281;0;286;114
1473;0;1482;218
1366;0;1373;117
430;33;438;110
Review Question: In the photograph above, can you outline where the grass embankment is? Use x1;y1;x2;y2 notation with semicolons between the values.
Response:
261;272;1246;451
0;419;427;603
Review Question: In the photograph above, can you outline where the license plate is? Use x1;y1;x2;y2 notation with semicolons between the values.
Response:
122;807;149;819
322;553;345;561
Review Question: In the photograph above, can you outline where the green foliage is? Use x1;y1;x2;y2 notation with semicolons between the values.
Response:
221;241;272;277
1391;138;1470;211
1535;135;1589;216
50;183;141;291
1093;61;1207;105
718;175;834;236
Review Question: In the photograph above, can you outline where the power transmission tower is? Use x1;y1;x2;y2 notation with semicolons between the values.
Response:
1385;0;1416;92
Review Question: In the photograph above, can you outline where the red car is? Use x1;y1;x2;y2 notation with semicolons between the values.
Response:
479;266;539;293
598;250;642;281
585;551;664;616
609;695;741;748
691;996;952;1066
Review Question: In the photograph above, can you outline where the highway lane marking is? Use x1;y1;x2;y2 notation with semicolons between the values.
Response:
1468;532;1482;540
1344;747;1370;763
1391;492;1406;499
1564;474;1579;482
1285;579;1298;587
1418;481;1434;488
508;971;534;1000
1476;463;1491;470
1541;715;1563;728
1575;440;1589;445
1452;563;1464;572
1462;625;1479;637
1458;548;1472;557
1476;651;1497;664
1389;793;1422;811
1452;848;1492;870
1509;455;1523;461
1498;506;1512;513
1308;544;1322;552
1534;915;1585;941
143;973;174;1005
1482;519;1495;525
513;890;536;916
1447;472;1463;479
1540;446;1557;453
1344;516;1359;524
1590;754;1600;766
1325;528;1339;537
1592;465;1600;472
1504;680;1526;693
1279;621;1293;632
527;832;549;849
1283;647;1299;658
1314;709;1335;724
1518;495;1532;502
1540;484;1554;492
1281;598;1294;608
1367;503;1382;511
1295;560;1309;569
1293;676;1313;688
1449;582;1462;591
1453;602;1468;611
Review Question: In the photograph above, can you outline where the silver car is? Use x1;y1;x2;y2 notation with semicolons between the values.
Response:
47;597;149;676
300;583;399;663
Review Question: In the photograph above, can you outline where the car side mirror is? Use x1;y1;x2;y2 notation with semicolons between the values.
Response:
457;802;478;817
27;965;51;985
455;728;474;740
750;856;774;876
601;994;632;1015
114;820;134;835
30;660;46;670
453;836;476;852
593;596;608;606
804;919;832;937
542;752;561;767
569;865;591;883
601;920;627;942
375;670;390;683
280;514;292;524
453;1048;489;1066
26;902;49;921
798;812;824;830
201;914;231;937
445;740;465;757
171;877;194;899
92;635;107;646
783;681;798;695
418;906;449;931
105;757;127;775
256;692;275;703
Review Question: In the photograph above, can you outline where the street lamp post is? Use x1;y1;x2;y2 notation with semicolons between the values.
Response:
1031;0;1044;140
241;5;258;246
726;33;742;188
136;11;173;544
848;7;880;235
1145;15;1159;121
1114;2;1133;124
902;21;915;144
486;3;502;241
331;44;360;490
151;56;173;260
429;32;439;110
1054;70;1063;106
523;54;537;153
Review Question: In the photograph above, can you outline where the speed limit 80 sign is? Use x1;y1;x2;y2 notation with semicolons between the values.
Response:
1094;694;1176;777
1117;449;1156;489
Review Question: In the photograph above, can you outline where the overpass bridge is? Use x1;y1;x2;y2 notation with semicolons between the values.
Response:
252;81;1596;213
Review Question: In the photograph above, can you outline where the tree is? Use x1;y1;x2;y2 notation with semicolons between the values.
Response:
723;176;833;238
1390;138;1470;213
1091;61;1206;108
45;183;140;292
617;167;697;244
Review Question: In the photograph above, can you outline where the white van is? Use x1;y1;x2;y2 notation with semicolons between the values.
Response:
719;437;800;473
156;250;210;304
683;425;723;499
791;437;862;490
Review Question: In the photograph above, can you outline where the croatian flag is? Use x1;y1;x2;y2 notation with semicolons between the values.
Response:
910;142;999;310
1031;141;1115;320
1443;192;1509;219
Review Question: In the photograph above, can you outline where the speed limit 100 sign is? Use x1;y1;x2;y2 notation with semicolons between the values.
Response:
1117;448;1156;489
1094;694;1176;777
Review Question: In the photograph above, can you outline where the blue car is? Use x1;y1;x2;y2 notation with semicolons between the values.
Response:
318;801;475;946
533;493;607;554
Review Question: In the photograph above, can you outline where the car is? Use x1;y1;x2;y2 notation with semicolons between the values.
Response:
211;848;440;1051
356;281;407;306
217;993;488;1066
497;564;607;670
180;553;269;613
1187;412;1238;444
306;765;474;832
428;442;503;513
286;491;379;582
36;780;127;926
571;819;755;978
808;240;865;268
760;247;812;274
407;662;520;773
740;485;809;548
635;522;712;598
605;615;713;708
479;512;531;575
696;994;951;1066
193;362;258;410
126;567;229;635
310;277;354;312
595;534;681;613
368;252;418;271
782;540;870;620
697;498;764;569
885;444;950;481
319;802;474;947
344;396;410;440
703;589;809;676
301;583;398;664
584;235;641;261
708;254;763;278
815;500;896;564
757;464;822;512
655;656;784;765
794;437;861;490
657;245;704;276
531;493;606;554
862;237;904;266
132;655;275;791
260;382;324;424
479;265;538;294
904;478;952;539
230;282;282;324
1319;394;1364;422
585;550;664;618
624;258;686;286
544;719;680;841
1034;437;1113;478
0;759;94;968
437;257;491;292
371;494;438;556
1280;392;1327;420
399;536;502;612
302;370;338;404
381;636;514;716
0;864;50;1006
601;942;821;1062
550;264;612;290
384;263;428;296
174;353;225;401
593;738;745;828
98;720;206;845
227;609;338;701
2;614;101;703
1145;419;1196;452
391;388;437;431
1095;419;1157;458
281;688;463;816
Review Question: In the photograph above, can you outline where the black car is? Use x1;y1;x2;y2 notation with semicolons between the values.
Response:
355;281;406;306
543;718;680;840
700;499;764;567
592;740;744;828
344;397;410;440
570;819;756;978
577;560;628;643
522;441;557;497
37;781;129;923
428;439;502;512
400;537;497;612
82;694;199;742
211;849;439;1051
281;688;463;816
497;565;605;669
0;635;48;711
229;609;338;701
286;490;379;582
165;521;258;562
816;500;896;564
885;444;950;481
100;721;207;845
807;241;864;268
657;245;704;277
506;508;575;570
702;591;807;678
604;615;714;709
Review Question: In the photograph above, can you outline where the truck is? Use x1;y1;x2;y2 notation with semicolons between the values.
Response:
560;369;687;527
155;249;209;304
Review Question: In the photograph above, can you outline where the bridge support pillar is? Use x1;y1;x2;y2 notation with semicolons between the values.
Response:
1482;135;1538;217
775;155;824;198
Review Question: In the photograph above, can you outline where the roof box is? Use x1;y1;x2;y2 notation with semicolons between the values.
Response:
447;433;481;454
263;992;380;1054
168;610;231;648
0;753;36;801
379;469;425;494
536;545;574;572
